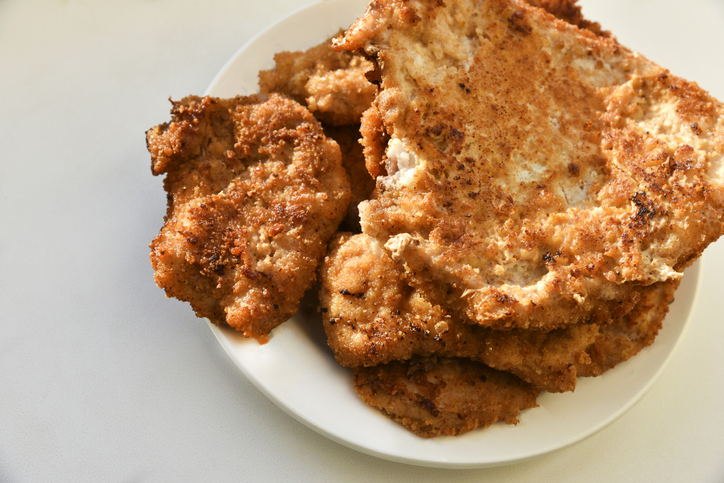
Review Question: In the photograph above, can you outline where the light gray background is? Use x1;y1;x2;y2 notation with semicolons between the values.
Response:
1;0;723;481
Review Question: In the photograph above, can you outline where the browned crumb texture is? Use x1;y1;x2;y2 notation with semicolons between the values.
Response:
259;37;377;232
147;94;351;342
354;357;539;438
320;232;678;393
577;277;679;377
338;0;724;333
258;34;378;126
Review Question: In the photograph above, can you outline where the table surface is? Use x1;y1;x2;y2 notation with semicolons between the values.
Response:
2;0;723;481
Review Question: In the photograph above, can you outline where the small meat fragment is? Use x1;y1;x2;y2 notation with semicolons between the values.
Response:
147;94;351;342
354;357;540;438
259;35;377;126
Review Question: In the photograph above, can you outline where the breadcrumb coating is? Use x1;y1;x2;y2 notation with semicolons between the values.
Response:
338;0;724;332
147;94;351;342
354;357;539;438
259;35;377;126
321;233;677;393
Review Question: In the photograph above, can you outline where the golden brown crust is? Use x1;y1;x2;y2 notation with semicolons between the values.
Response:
322;234;578;392
354;357;539;438
259;37;377;232
339;0;724;331
147;94;351;342
258;35;377;126
321;233;678;392
359;104;388;179
578;278;679;377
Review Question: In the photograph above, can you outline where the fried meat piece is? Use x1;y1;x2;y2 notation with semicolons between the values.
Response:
578;277;679;377
338;0;724;332
260;38;377;231
258;35;377;126
321;233;596;393
354;357;540;438
321;233;678;392
147;94;351;342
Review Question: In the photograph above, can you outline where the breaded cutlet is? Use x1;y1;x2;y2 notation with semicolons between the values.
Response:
147;94;351;342
354;356;539;438
337;0;724;332
320;232;678;393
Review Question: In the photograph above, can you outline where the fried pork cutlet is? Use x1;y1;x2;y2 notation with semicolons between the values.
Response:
260;38;377;232
354;357;539;438
321;233;595;392
258;35;377;126
337;0;724;332
577;276;679;377
321;232;677;392
147;94;351;342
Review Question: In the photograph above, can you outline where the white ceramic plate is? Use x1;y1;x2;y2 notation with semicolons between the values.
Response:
205;0;702;468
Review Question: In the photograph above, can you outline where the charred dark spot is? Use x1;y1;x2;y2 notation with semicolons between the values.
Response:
508;10;532;35
479;375;487;383
241;267;262;280
206;252;226;276
495;293;512;304
420;398;439;416
567;163;580;176
426;124;445;136
320;307;328;313
691;123;702;135
631;191;657;227
340;289;364;298
542;251;562;264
